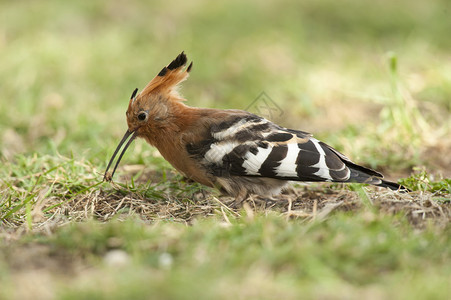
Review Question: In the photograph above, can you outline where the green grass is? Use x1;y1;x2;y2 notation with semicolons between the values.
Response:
1;213;449;299
0;0;450;299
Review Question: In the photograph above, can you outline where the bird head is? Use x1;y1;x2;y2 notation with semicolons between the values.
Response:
104;51;192;181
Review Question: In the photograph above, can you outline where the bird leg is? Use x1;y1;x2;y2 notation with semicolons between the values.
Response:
231;188;249;209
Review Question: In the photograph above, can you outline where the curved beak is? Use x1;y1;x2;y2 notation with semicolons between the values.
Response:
103;129;137;181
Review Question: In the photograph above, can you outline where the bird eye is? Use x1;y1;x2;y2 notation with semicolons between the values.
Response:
137;112;147;121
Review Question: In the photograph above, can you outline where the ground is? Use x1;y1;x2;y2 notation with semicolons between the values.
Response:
1;0;450;299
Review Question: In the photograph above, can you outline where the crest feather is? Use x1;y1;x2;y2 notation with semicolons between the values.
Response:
140;51;193;101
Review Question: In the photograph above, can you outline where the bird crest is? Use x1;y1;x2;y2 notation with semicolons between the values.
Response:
131;51;192;107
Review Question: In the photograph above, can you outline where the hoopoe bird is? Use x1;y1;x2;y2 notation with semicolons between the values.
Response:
104;52;407;205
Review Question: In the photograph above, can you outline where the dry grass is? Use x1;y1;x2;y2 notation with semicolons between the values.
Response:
2;175;448;240
62;186;450;227
1;178;449;299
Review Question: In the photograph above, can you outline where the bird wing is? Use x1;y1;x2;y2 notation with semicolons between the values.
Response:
188;113;382;183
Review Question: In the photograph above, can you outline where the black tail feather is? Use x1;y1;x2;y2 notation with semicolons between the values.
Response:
375;179;411;192
347;167;410;192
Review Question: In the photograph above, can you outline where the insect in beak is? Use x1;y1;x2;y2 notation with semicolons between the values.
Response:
103;129;137;181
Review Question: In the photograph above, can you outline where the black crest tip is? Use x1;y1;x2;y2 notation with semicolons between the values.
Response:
130;88;138;99
167;51;187;70
158;67;168;76
187;61;193;73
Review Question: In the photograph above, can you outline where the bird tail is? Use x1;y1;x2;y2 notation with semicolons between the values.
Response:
347;166;410;192
322;144;410;192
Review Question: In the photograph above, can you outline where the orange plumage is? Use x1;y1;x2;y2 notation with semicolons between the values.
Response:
104;52;408;205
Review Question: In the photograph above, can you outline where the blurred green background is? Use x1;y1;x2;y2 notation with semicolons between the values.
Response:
1;0;450;173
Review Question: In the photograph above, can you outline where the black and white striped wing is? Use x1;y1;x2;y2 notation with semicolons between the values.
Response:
193;114;378;183
237;135;352;182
